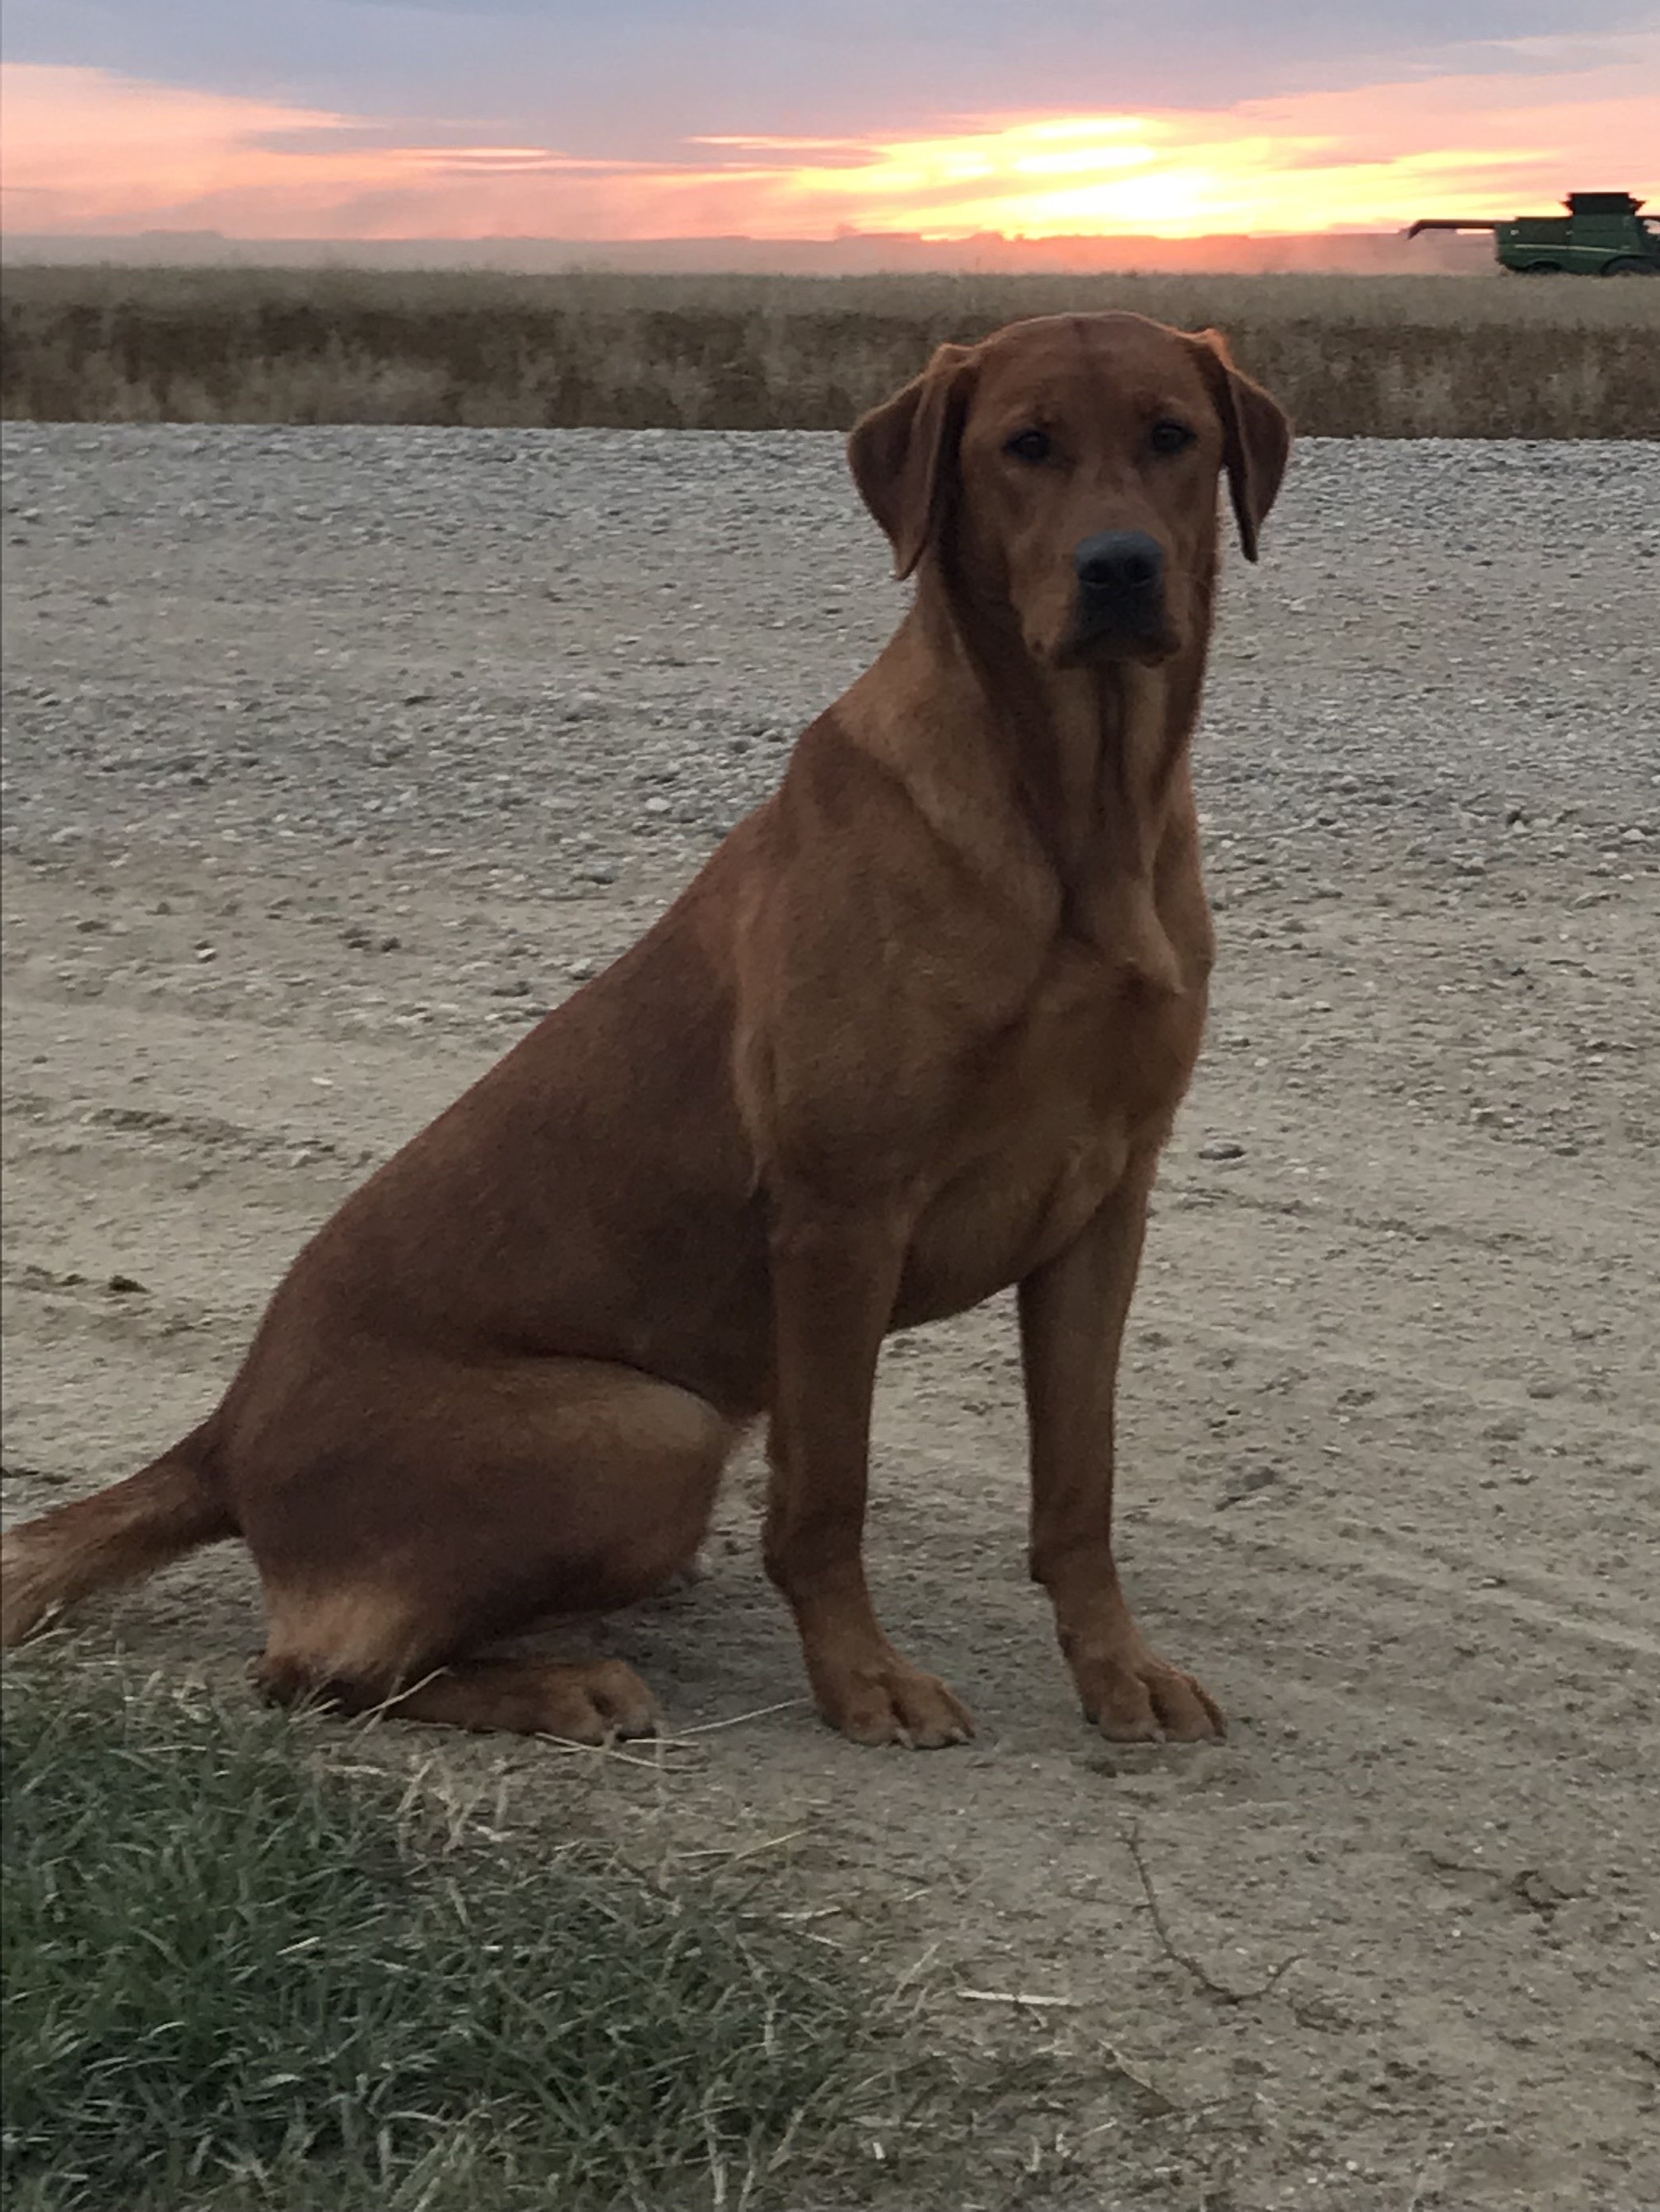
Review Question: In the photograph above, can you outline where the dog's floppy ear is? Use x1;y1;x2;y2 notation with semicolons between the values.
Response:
846;342;977;580
1188;329;1291;563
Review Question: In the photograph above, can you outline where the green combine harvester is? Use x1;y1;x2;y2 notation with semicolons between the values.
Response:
1407;191;1659;275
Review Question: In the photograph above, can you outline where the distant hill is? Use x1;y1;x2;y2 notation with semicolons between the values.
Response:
0;228;1490;277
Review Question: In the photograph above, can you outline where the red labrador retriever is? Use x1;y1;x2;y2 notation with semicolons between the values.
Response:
1;311;1289;1749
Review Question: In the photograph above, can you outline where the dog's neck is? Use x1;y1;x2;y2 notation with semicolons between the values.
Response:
902;572;1212;989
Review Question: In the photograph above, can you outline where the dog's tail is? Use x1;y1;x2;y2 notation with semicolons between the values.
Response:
1;1430;235;1647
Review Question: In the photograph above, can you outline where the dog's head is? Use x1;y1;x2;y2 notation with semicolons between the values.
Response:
848;311;1289;669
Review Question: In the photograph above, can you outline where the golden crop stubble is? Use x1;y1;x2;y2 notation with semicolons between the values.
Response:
2;264;1658;437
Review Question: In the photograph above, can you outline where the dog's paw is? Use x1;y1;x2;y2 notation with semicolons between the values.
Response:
531;1659;661;1745
815;1654;975;1750
1075;1650;1224;1743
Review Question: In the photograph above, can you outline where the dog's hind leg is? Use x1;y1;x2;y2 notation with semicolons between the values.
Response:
258;1633;662;1743
243;1356;737;1743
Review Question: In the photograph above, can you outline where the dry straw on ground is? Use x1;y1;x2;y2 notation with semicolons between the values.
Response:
3;262;1658;437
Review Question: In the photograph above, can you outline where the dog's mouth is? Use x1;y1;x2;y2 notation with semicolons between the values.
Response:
1054;602;1180;668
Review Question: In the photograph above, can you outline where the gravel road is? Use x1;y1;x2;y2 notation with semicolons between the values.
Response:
3;423;1658;2212
4;426;1658;875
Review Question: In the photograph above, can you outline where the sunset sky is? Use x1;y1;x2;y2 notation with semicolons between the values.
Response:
2;2;1657;240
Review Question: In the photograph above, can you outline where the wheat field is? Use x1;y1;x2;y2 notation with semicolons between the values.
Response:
3;262;1658;436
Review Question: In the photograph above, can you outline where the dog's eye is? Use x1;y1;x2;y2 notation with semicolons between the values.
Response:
1149;419;1195;456
1004;428;1052;464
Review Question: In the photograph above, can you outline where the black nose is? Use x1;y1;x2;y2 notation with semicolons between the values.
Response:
1074;530;1165;596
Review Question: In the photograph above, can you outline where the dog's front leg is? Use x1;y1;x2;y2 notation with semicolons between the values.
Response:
764;1202;973;1748
1019;1159;1224;1741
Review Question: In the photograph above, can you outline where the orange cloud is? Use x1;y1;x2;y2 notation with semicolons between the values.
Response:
2;47;1654;240
719;63;1659;237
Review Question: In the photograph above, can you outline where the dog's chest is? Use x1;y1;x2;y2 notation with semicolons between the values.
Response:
895;946;1205;1325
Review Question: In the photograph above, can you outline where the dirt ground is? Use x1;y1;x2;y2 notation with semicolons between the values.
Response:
2;424;1658;2210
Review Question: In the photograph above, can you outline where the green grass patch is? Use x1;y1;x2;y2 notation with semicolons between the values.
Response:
1;1649;934;2211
